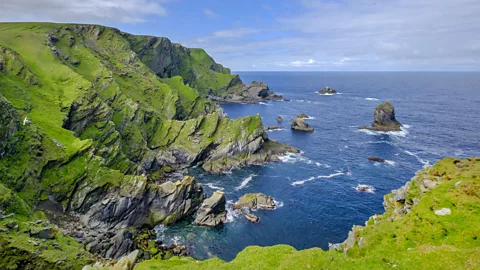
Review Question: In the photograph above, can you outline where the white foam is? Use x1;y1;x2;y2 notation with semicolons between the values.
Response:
274;199;284;208
279;152;311;164
206;183;224;191
266;128;285;132
358;125;409;138
235;174;257;191
259;102;271;105
319;93;335;96
355;184;376;193
225;200;239;223
316;162;331;168
385;160;397;166
291;172;344;186
365;98;379;101
405;150;431;168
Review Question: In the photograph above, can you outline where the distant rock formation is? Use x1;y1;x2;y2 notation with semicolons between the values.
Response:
291;116;314;132
195;191;227;227
318;86;337;95
209;80;287;104
368;156;386;163
233;193;276;210
360;101;402;132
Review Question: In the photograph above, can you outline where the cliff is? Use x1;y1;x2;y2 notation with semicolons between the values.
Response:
0;22;293;264
136;157;480;269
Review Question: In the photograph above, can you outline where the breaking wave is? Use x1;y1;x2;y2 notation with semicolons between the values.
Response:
365;97;379;101
358;125;410;138
405;150;430;168
279;152;311;164
291;172;345;186
235;174;257;191
206;183;224;191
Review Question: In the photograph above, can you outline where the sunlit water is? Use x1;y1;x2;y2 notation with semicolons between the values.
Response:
156;72;480;261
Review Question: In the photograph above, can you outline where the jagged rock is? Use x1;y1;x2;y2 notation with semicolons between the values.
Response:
298;113;309;119
195;191;227;227
291;117;314;132
233;193;275;210
329;243;342;251
0;95;21;155
31;226;57;240
245;213;259;223
0;54;4;71
276;116;283;123
393;187;406;203
368;156;386;163
318;86;337;95
209;79;287;104
6;221;18;230
360;101;402;132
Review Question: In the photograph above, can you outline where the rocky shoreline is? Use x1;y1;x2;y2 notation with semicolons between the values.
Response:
208;80;287;104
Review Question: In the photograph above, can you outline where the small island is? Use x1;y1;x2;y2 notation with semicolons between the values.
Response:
318;86;337;95
360;101;402;132
291;115;314;132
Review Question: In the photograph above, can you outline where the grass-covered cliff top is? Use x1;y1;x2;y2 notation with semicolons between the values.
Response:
136;157;480;269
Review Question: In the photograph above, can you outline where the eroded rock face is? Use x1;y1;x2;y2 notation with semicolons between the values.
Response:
318;86;337;95
0;95;21;156
245;213;259;223
233;193;276;210
209;79;287;104
291;117;314;132
195;191;227;227
360;101;402;132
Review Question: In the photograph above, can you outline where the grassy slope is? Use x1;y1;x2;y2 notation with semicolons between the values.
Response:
136;157;480;269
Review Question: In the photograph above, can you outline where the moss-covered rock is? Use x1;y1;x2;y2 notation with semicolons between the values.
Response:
360;101;402;132
233;193;276;210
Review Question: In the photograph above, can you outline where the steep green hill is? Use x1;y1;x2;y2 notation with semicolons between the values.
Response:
0;22;294;266
136;157;480;269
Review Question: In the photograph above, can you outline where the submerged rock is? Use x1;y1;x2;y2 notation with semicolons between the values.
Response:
318;86;337;95
245;213;259;223
368;156;386;163
195;191;227;227
276;116;283;123
291;117;314;132
360;101;402;132
233;193;276;210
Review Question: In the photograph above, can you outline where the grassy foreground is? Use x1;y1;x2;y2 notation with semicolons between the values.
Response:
136;157;480;269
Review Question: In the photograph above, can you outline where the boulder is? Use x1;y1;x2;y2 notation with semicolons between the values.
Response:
245;213;259;223
360;101;402;132
233;193;275;210
318;86;337;95
368;156;386;163
276;116;283;123
195;191;227;227
434;208;451;216
291;117;314;132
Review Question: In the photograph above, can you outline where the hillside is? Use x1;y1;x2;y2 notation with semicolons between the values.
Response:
0;22;294;267
136;157;480;269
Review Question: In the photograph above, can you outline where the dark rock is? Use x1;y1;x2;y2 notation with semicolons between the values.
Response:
368;156;386;163
318;86;337;95
291;117;314;132
194;191;227;227
265;126;282;131
0;55;4;71
6;221;18;230
71;60;80;66
31;226;57;240
276;116;283;122
360;101;402;132
245;213;259;223
233;193;276;210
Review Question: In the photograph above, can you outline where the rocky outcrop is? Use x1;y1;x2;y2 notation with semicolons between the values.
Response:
298;114;309;119
245;213;259;223
368;156;385;163
318;86;337;95
0;95;21;156
209;80;287;104
291;117;314;132
360;101;402;132
195;191;227;227
233;193;276;210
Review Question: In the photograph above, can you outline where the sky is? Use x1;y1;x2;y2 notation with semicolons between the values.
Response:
1;0;480;71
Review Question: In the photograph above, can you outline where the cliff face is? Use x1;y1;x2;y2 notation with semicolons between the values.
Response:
137;157;480;269
0;22;292;263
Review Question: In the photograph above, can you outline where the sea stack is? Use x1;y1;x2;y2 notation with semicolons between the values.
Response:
318;86;337;95
291;116;314;132
194;191;227;227
360;101;402;132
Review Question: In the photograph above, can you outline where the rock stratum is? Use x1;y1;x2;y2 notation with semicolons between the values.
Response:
137;157;480;269
0;22;296;267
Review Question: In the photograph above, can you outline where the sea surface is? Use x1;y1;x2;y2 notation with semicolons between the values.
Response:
156;72;480;261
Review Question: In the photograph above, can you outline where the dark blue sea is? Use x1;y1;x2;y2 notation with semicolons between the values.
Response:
157;72;480;261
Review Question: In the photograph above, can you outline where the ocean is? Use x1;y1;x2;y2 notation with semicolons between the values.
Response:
156;72;480;261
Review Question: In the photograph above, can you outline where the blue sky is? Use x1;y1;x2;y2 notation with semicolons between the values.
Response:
2;0;480;71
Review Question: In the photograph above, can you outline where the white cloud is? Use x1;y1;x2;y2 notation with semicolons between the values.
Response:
203;8;218;19
0;0;168;23
213;28;261;38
